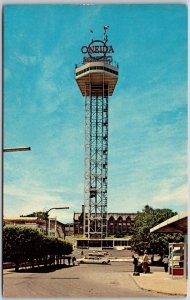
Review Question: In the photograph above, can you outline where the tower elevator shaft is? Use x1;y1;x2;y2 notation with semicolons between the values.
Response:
84;83;108;238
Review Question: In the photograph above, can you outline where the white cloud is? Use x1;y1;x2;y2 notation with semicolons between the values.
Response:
3;183;76;222
76;182;84;196
41;54;63;79
15;53;38;65
3;181;80;223
4;184;66;205
153;183;187;205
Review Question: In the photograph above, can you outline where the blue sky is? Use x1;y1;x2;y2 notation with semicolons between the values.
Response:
3;4;187;223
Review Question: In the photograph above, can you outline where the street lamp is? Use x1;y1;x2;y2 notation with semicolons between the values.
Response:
3;147;31;152
45;207;69;235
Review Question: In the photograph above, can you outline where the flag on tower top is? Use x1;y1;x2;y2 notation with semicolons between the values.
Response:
104;25;109;34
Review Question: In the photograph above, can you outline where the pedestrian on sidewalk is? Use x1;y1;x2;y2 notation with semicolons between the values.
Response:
68;257;71;265
162;255;169;272
72;256;76;266
142;250;149;273
132;253;139;273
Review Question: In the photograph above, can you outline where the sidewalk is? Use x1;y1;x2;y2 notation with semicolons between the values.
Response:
131;271;187;296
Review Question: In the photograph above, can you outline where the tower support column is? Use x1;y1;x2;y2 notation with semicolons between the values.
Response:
84;83;108;239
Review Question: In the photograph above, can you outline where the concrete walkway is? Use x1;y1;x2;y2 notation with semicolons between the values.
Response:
131;271;187;296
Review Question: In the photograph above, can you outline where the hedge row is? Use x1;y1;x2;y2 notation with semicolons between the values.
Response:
3;226;73;271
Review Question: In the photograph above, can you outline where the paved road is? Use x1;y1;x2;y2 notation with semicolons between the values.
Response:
73;248;134;259
3;262;172;298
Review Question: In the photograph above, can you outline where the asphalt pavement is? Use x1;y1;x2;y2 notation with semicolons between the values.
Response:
3;249;188;297
3;263;188;297
73;248;188;297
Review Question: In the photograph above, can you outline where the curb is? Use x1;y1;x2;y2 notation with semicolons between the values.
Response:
130;273;187;296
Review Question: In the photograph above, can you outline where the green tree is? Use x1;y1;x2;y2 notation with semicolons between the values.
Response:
3;226;73;271
131;205;183;255
20;211;48;220
3;226;44;271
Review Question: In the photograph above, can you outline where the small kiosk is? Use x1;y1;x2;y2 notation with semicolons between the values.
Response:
169;243;186;278
150;212;187;280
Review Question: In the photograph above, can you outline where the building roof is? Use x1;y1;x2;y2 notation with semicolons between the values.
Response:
150;211;187;234
74;212;137;220
4;217;46;224
4;217;39;221
108;213;136;219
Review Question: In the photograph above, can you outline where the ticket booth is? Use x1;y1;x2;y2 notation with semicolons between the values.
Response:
169;243;186;278
150;212;188;280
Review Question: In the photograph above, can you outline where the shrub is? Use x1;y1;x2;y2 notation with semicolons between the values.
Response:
3;226;73;271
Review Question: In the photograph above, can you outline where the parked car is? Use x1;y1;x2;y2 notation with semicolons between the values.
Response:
88;252;108;257
88;250;109;256
77;255;110;264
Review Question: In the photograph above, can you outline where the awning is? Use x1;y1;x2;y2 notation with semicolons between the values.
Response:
150;211;187;234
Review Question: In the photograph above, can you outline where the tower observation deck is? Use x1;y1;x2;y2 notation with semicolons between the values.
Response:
75;28;118;239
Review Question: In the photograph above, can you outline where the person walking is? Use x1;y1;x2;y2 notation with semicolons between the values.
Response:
72;256;76;266
132;254;139;273
162;255;169;272
142;250;149;273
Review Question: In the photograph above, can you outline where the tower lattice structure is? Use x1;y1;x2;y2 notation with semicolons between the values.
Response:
75;36;118;239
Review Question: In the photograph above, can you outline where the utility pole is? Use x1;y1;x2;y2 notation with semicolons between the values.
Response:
45;207;69;235
3;147;31;152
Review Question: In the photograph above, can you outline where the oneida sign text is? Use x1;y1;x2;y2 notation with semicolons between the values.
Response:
81;40;114;63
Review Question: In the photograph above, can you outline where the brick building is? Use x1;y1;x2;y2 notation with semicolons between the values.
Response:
74;206;137;236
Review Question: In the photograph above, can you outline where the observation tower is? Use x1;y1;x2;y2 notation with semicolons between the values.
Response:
75;27;118;239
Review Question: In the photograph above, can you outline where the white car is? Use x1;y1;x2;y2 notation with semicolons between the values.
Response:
88;252;108;257
77;255;110;264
